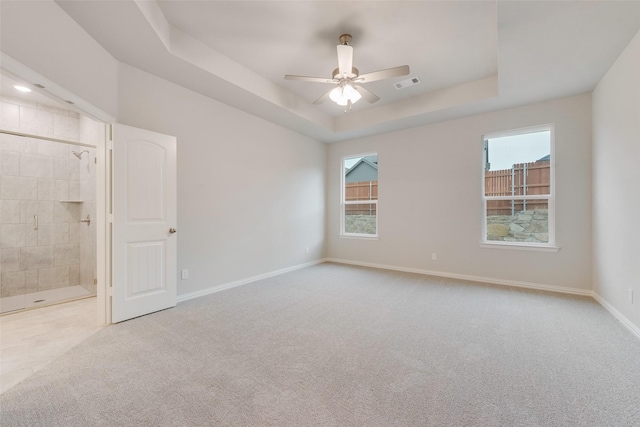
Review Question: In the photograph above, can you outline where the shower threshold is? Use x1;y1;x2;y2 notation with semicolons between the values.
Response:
0;286;93;315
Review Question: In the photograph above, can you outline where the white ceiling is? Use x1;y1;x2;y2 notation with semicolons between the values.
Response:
55;0;640;143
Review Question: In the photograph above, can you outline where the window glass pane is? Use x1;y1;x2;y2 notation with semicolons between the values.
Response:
344;155;378;201
344;203;377;235
485;131;550;197
486;199;549;243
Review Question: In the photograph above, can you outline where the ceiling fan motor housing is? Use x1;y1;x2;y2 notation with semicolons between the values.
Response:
333;67;359;79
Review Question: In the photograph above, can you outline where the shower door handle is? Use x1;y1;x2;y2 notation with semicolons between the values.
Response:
169;228;177;234
34;214;38;230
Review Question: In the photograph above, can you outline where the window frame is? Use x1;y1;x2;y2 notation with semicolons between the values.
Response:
480;124;558;251
340;152;379;239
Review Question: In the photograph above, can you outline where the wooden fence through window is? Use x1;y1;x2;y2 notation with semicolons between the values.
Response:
485;161;550;215
345;181;377;215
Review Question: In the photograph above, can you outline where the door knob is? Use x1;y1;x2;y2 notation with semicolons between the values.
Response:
169;228;177;234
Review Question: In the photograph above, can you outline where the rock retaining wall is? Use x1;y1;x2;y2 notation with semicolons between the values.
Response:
344;215;376;235
486;209;549;243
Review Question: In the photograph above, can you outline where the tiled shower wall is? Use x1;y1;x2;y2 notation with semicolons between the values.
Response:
0;96;98;298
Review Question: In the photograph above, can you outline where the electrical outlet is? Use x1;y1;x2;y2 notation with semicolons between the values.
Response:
629;288;634;304
181;269;189;280
305;247;309;254
432;253;437;261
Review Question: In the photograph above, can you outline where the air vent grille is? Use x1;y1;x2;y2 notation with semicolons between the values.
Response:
394;76;421;90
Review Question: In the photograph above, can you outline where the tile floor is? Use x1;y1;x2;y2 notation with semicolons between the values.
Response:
0;285;92;314
0;297;103;394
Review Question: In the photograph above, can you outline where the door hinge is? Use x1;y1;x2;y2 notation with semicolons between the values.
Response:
108;213;113;223
107;286;113;297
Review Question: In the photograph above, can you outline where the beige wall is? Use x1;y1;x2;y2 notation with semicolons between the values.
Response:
117;64;326;297
593;30;640;331
327;94;593;291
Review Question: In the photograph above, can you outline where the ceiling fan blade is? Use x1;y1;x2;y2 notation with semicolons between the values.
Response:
337;44;353;77
313;88;334;105
354;85;380;103
285;75;335;84
357;65;410;83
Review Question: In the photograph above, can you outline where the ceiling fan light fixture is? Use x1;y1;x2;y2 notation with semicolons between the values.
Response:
330;83;362;106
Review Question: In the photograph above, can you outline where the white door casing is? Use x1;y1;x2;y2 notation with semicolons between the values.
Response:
112;124;177;323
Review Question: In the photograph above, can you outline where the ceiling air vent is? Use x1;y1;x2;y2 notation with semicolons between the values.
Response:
394;76;421;90
33;83;46;89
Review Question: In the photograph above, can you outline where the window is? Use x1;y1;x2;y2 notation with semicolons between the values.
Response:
482;125;555;249
341;154;378;237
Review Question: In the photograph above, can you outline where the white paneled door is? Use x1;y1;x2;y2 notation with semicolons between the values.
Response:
112;124;177;323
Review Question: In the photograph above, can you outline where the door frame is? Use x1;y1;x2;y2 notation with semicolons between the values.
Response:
1;54;115;325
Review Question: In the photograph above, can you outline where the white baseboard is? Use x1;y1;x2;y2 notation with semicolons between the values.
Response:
325;258;593;297
592;292;640;340
176;259;327;303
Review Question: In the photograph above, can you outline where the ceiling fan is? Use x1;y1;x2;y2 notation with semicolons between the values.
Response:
285;34;410;111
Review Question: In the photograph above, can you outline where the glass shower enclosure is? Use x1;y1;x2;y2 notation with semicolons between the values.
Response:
0;94;98;314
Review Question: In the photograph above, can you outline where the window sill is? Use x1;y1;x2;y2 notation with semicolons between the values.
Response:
340;234;378;241
479;242;560;252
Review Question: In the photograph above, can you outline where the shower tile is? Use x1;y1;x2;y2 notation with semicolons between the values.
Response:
37;267;54;291
22;176;38;200
37;178;54;200
79;116;99;145
25;269;39;294
19;106;54;136
0;224;25;248
35;139;54;156
54;244;79;266
54;179;69;200
1;176;37;200
4;96;36;108
0;200;20;223
38;103;71;116
80;178;90;200
24;224;38;247
69;180;81;200
20;153;53;178
68;159;80;180
0;150;20;176
0;133;22;152
37;223;54;246
53;265;70;288
0;101;20;129
54;202;81;223
1;271;25;297
69;265;80;286
53;114;79;141
53;157;70;179
20;200;53;224
23;137;39;154
0;248;20;272
69;223;81;244
53;223;70;245
21;246;53;270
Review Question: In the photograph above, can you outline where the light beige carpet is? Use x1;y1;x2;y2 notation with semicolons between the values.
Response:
1;263;639;426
